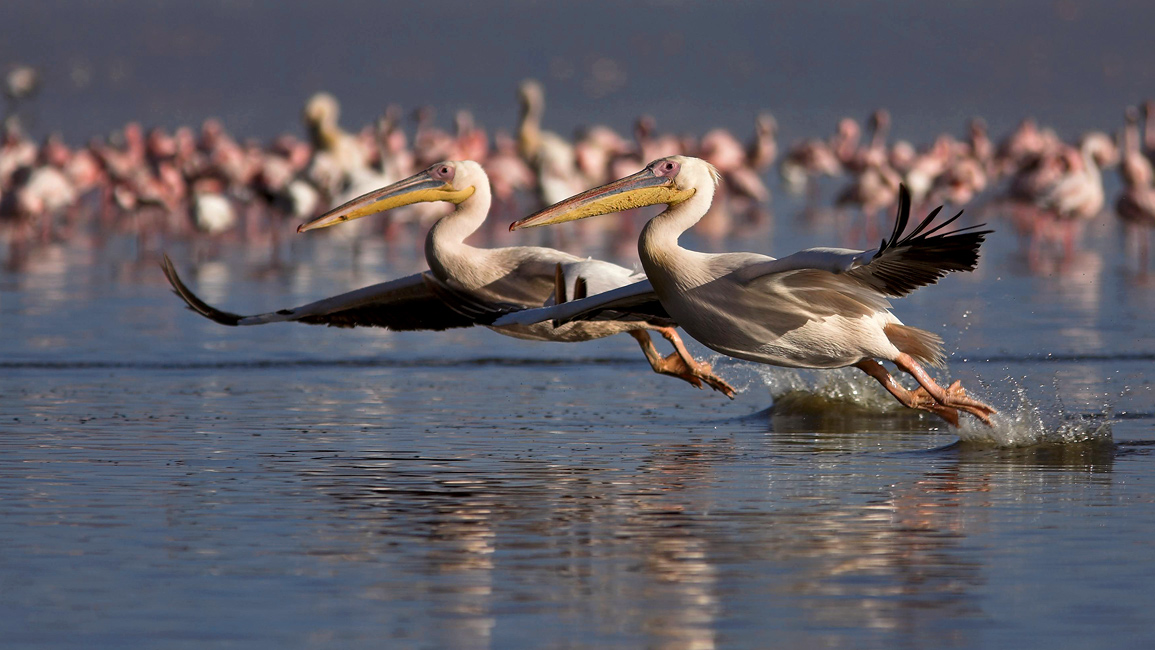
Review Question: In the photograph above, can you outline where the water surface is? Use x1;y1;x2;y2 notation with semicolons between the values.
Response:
3;184;1155;649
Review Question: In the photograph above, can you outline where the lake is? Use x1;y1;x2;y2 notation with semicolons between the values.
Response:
3;181;1154;648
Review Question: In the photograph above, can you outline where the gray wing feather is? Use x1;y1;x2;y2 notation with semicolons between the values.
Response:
494;279;673;328
162;255;478;331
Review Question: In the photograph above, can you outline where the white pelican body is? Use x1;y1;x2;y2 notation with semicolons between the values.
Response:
164;160;733;396
651;251;906;369
507;156;996;425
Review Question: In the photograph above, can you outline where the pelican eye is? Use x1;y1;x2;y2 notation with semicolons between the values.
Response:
653;160;680;177
430;164;455;181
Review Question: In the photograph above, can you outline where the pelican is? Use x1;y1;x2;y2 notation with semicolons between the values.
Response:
517;79;586;206
504;156;996;426
163;160;734;397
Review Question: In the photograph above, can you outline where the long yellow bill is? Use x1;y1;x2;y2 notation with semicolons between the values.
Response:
298;169;474;233
509;167;694;231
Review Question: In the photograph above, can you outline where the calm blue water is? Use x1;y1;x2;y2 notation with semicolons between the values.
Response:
3;185;1155;648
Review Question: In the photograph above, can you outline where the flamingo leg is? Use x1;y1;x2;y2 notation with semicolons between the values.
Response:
892;353;996;425
1062;220;1077;259
854;360;960;426
1140;227;1150;275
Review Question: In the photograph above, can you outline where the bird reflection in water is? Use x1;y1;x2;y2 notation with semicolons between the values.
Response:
273;425;1111;649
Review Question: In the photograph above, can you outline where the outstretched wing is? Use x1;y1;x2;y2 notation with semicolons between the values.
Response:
161;255;479;331
735;185;991;297
494;279;673;328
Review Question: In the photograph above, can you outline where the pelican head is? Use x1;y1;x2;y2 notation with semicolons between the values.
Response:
510;155;716;230
298;161;480;233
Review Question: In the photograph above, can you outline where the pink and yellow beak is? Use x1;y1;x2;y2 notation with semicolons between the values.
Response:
509;166;694;231
298;169;474;233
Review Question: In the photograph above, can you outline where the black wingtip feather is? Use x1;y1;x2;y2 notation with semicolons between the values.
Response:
850;196;995;298
883;184;913;254
906;205;945;239
160;254;243;326
921;209;965;237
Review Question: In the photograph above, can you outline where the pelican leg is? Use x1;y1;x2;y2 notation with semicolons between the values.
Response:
629;330;701;389
892;353;996;425
854;360;960;427
656;327;736;398
628;330;735;398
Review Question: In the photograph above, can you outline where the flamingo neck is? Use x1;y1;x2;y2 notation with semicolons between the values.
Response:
1145;107;1155;152
1080;143;1102;184
832;128;859;162
1123;120;1154;187
425;181;493;280
1125;120;1141;158
869;120;889;153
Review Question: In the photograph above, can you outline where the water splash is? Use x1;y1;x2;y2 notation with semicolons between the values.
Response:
760;367;901;412
726;364;915;421
730;361;1115;448
955;384;1113;448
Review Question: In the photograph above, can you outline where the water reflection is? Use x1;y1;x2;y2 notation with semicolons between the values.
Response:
953;439;1116;474
1;359;1147;648
296;451;728;648
256;413;1127;649
777;471;986;644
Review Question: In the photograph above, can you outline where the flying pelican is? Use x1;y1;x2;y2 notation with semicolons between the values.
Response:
503;156;996;426
163;160;734;397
